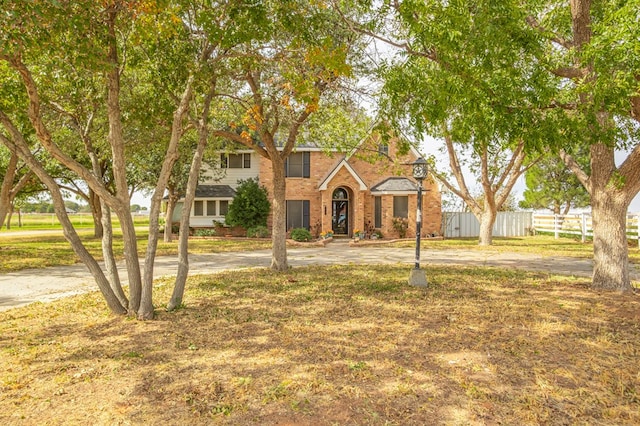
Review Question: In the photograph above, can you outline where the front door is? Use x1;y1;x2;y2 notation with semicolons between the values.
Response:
332;188;349;235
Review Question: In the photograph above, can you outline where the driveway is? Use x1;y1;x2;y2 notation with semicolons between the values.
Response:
1;241;638;312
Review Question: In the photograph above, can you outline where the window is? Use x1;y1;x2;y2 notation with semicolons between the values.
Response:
285;152;310;178
194;200;204;216
374;196;382;228
378;143;389;156
286;200;310;230
393;196;408;219
220;153;251;169
219;200;229;216
206;201;216;216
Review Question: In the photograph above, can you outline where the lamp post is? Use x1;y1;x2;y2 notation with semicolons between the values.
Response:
409;157;428;287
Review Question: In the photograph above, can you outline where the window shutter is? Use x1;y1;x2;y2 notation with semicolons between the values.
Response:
374;196;382;228
303;200;310;230
303;152;310;178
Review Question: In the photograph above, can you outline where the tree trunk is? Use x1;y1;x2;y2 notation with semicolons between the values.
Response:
101;202;127;307
90;189;104;238
5;207;12;229
138;78;194;320
270;155;288;271
477;209;497;246
163;189;179;243
590;191;631;292
115;207;143;314
104;10;143;316
0;151;18;229
0;124;126;314
168;130;208;311
17;208;22;227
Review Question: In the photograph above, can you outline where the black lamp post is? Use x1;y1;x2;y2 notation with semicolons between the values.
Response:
409;157;428;287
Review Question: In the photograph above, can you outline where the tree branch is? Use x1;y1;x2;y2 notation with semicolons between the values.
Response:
559;149;591;193
525;15;573;49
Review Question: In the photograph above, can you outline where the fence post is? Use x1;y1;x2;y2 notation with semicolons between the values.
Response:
581;213;587;243
554;214;559;239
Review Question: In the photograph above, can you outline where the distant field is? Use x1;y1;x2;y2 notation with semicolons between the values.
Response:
1;212;150;231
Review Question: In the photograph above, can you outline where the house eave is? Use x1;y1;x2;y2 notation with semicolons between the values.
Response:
318;159;368;191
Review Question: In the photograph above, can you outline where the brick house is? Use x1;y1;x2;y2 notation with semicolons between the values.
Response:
172;137;442;239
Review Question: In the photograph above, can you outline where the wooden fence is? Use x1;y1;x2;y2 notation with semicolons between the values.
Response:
442;211;640;247
532;213;640;248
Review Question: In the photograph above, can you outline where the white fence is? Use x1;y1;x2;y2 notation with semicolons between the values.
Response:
532;213;640;248
442;211;640;247
443;212;533;238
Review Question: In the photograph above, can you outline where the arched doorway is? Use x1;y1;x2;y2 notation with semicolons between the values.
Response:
332;187;349;235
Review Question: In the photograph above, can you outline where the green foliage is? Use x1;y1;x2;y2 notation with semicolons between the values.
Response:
520;153;590;214
225;178;270;230
290;228;312;242
194;228;216;237
246;225;269;238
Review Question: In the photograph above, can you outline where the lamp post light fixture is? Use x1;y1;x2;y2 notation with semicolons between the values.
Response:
409;157;428;287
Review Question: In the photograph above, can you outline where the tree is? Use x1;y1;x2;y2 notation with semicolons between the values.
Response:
357;0;640;291
520;153;590;215
425;133;536;245
0;146;37;229
0;0;203;318
367;2;542;245
225;178;271;231
530;0;640;291
207;1;367;271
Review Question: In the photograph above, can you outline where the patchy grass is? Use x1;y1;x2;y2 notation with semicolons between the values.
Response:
399;235;640;264
0;232;272;273
1;264;639;425
1;232;639;273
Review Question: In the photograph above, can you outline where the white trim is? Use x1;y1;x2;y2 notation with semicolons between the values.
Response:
318;159;368;191
177;196;234;203
370;190;416;195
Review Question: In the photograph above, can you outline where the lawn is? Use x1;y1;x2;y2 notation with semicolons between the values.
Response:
0;212;150;230
1;231;639;273
0;231;272;273
1;264;639;425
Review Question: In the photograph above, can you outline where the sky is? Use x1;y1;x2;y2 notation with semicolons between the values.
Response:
420;136;640;214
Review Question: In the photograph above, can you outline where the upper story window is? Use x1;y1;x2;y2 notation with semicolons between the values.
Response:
378;143;389;156
220;153;251;169
285;152;310;178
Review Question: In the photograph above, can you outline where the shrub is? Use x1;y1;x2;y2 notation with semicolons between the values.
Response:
392;217;409;238
290;228;312;242
194;228;216;237
247;225;270;238
225;178;271;230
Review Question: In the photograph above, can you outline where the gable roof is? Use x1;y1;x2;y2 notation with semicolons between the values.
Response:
194;185;236;198
317;159;368;191
370;177;418;194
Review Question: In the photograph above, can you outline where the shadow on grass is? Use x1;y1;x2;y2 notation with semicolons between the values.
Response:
2;264;639;425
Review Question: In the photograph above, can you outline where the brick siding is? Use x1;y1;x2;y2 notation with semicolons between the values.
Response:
259;138;442;238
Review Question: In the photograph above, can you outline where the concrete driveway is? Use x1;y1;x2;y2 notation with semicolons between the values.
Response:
1;241;638;312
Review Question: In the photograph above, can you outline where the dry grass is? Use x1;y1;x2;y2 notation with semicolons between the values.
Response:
2;264;639;425
2;233;639;273
0;232;272;273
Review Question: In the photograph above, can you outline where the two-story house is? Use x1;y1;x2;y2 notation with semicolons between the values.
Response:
170;137;442;238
